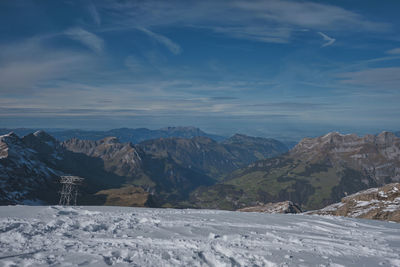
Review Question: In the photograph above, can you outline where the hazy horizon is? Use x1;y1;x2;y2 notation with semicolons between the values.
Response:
1;124;399;142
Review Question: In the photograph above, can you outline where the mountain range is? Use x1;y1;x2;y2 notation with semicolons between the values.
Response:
192;131;400;210
0;130;288;207
1;128;400;220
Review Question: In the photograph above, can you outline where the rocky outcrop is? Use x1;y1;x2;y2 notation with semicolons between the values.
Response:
238;201;302;214
307;183;400;222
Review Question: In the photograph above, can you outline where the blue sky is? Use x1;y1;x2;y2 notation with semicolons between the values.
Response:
1;0;400;140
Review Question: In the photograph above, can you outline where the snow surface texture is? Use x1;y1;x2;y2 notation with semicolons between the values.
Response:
0;206;400;267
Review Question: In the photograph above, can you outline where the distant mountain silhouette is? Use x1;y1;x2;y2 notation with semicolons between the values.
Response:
0;127;226;143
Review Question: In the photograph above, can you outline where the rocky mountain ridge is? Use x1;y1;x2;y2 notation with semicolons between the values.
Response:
191;131;400;211
0;130;287;207
291;131;400;184
63;137;144;178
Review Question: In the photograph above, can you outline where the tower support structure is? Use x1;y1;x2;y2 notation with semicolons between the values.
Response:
59;176;84;206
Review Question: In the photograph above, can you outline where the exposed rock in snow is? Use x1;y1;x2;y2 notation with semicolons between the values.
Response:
0;206;399;266
237;201;302;214
308;183;400;222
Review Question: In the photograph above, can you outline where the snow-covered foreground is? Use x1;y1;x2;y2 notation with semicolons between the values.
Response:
0;206;400;267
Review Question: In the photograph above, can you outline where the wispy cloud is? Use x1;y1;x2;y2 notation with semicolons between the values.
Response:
124;55;145;72
0;37;92;91
234;0;389;32
87;2;101;26
317;32;336;47
338;67;400;89
386;48;400;55
137;27;181;55
211;26;291;44
209;96;238;101
103;0;391;45
251;102;330;111
65;27;104;53
0;56;88;91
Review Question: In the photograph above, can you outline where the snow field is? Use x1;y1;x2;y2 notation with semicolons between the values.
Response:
0;206;400;266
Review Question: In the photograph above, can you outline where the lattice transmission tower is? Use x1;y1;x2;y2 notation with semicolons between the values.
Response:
58;176;84;206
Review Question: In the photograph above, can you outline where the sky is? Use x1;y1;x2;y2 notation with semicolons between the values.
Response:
0;0;400;140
